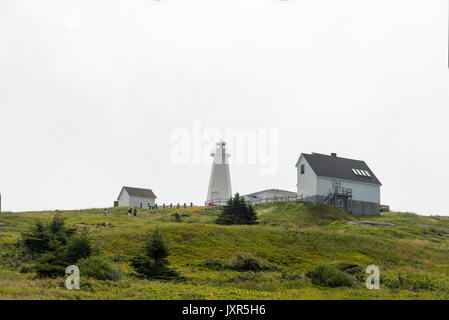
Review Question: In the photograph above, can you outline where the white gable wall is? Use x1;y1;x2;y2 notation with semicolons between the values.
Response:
316;177;380;203
117;189;130;207
296;156;317;197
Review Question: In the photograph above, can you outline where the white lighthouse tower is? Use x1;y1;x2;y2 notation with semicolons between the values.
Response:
206;141;232;205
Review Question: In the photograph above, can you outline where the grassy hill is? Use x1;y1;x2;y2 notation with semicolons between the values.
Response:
1;203;449;299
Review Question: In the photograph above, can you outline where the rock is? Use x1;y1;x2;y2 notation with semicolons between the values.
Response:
344;266;363;275
102;222;109;227
347;221;395;227
0;223;5;226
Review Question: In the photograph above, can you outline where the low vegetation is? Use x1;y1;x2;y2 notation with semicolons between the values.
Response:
306;265;354;287
1;202;449;299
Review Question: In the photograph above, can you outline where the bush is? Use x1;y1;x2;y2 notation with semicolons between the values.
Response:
382;273;447;291
21;216;76;256
78;256;122;281
216;193;258;225
200;258;228;270
131;230;183;281
20;216;98;278
200;254;281;272
228;272;261;282
307;265;354;287
34;251;68;277
19;264;34;274
131;255;182;281
229;253;280;272
0;244;30;270
280;270;303;281
64;231;96;263
146;229;170;270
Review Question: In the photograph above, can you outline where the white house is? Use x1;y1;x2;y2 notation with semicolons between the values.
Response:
117;186;157;209
295;152;382;216
243;189;298;205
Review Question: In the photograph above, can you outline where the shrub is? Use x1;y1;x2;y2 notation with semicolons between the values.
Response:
19;264;34;274
382;273;447;291
146;229;170;270
21;216;76;256
200;254;281;272
112;253;131;262
228;271;261;282
34;251;68;277
229;253;280;272
200;258;228;270
216;193;258;225
307;265;354;287
78;256;122;281
280;270;303;281
131;230;182;280
0;244;30;270
131;255;182;281
64;231;96;264
20;216;97;278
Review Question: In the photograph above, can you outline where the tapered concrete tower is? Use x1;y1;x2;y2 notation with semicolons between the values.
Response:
206;141;232;205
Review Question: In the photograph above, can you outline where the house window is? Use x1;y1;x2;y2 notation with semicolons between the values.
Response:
300;164;305;174
140;203;143;209
337;199;344;207
333;181;341;188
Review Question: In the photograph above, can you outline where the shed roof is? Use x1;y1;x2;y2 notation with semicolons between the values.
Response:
118;186;157;199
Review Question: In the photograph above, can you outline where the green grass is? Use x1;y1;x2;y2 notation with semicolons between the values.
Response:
1;203;449;299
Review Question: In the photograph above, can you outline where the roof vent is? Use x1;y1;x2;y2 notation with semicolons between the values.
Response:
331;153;337;157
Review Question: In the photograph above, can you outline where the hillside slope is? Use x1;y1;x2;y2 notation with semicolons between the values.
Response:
1;203;449;299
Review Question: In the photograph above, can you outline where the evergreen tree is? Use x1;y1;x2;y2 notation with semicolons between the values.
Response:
21;215;95;277
216;193;259;225
131;229;182;280
146;229;170;272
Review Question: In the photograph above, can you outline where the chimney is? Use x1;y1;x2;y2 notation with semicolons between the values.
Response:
331;153;337;157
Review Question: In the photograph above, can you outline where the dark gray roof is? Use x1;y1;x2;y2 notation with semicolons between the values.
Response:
297;153;382;185
119;187;157;199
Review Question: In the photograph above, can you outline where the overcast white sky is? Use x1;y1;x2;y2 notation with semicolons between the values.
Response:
0;0;448;214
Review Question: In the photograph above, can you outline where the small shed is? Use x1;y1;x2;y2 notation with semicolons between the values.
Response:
117;186;157;209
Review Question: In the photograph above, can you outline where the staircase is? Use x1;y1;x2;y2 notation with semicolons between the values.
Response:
323;187;353;213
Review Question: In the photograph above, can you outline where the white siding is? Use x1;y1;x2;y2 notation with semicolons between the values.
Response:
117;190;130;207
316;177;380;203
296;156;317;197
128;196;156;209
118;190;156;208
